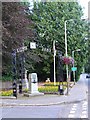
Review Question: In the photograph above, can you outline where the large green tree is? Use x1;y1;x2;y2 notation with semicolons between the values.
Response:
2;1;89;82
84;20;90;73
28;1;88;81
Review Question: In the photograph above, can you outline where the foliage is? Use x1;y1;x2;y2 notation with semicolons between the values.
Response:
84;20;90;73
38;86;58;93
38;81;73;93
23;88;29;93
2;1;89;82
29;1;88;80
1;75;12;81
0;90;13;96
61;56;74;65
2;2;34;75
44;82;67;86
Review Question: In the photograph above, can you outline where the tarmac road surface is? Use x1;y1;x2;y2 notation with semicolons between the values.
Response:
0;73;89;119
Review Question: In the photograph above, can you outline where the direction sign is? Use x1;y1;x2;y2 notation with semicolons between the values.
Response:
71;67;77;71
17;46;27;53
30;42;36;49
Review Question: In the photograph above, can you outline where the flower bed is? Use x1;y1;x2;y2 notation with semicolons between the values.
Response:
0;90;13;96
38;86;58;93
44;82;67;86
38;82;67;94
38;82;74;94
0;82;74;96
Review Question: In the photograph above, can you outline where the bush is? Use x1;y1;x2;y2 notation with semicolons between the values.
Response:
38;82;72;93
44;82;67;86
38;86;58;93
23;88;29;93
38;85;66;93
1;75;12;81
0;90;13;96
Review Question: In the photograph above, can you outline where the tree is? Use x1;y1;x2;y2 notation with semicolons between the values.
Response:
2;2;34;76
29;1;88;81
84;20;90;73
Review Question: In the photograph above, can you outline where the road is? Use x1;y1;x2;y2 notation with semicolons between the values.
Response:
0;74;89;119
1;100;88;118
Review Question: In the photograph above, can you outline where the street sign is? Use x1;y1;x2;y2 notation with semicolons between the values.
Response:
30;42;36;49
17;46;27;53
71;67;77;71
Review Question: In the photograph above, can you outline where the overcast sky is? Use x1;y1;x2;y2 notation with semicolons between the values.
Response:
78;0;89;18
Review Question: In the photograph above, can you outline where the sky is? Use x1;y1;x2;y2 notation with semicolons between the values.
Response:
78;0;89;18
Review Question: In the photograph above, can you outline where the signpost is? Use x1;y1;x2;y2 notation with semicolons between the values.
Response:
12;50;17;98
71;67;77;71
17;46;27;53
30;42;36;49
71;67;77;85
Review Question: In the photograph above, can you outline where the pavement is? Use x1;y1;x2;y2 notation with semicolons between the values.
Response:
0;74;88;106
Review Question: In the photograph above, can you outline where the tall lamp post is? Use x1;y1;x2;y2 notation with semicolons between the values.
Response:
65;20;69;95
65;18;85;93
65;19;74;95
53;40;56;86
72;49;81;84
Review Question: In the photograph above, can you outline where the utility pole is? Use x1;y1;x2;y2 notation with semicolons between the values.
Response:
53;40;56;86
72;51;75;85
65;21;69;95
72;49;81;85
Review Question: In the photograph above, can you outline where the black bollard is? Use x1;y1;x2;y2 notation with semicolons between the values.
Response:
58;85;60;94
13;81;17;98
58;85;64;95
19;80;22;93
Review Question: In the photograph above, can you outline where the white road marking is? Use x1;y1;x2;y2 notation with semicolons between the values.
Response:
82;111;87;114
71;108;77;111
83;101;87;105
81;115;87;118
68;101;88;118
70;111;75;114
80;101;88;118
68;104;77;118
82;107;87;110
68;114;75;118
73;104;77;106
82;105;87;107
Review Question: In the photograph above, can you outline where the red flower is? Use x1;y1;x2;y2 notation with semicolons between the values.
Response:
61;57;74;65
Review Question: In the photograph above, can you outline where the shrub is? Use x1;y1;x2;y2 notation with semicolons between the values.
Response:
23;88;29;93
2;75;12;81
38;85;67;93
44;82;67;86
0;90;13;96
38;86;58;93
38;82;72;93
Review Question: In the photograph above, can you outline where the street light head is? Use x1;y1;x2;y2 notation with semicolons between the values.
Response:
76;49;81;52
65;19;74;23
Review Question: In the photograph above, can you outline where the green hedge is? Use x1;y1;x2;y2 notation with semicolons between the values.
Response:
1;75;12;81
44;82;67;86
0;90;13;96
38;86;58;92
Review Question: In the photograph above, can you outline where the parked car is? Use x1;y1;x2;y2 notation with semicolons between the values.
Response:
86;74;90;78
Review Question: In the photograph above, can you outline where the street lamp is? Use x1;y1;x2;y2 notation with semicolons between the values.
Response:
72;49;81;85
53;40;57;85
65;18;86;94
64;19;74;95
